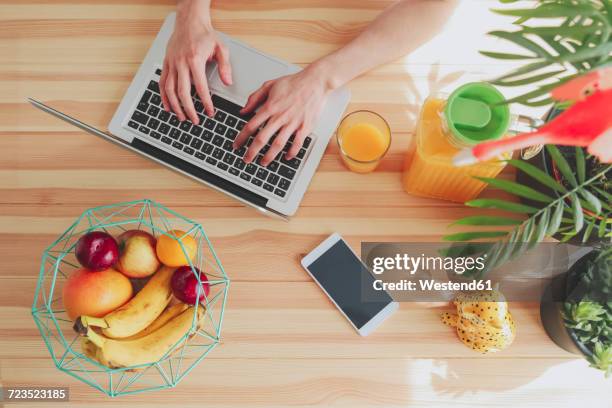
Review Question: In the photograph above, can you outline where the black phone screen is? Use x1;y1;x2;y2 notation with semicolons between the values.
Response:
305;239;393;329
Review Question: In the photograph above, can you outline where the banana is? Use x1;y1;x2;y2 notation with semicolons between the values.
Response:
122;303;189;340
77;266;175;338
84;306;203;368
80;337;99;362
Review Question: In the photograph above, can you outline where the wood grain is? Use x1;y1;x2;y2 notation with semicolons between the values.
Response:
1;1;610;407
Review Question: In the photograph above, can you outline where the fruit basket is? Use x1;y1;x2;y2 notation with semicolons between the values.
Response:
31;199;229;397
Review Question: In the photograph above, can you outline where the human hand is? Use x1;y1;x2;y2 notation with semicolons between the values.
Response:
159;5;232;125
587;130;612;163
233;66;333;166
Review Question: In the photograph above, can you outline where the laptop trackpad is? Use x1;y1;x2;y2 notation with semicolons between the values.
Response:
208;38;290;105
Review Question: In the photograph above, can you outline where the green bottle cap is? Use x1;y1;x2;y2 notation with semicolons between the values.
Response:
444;82;510;146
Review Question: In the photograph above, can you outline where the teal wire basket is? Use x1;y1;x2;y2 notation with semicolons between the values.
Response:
31;199;230;397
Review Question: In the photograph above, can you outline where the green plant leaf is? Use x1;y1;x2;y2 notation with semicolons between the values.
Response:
580;189;603;215
488;30;552;58
531;207;550;247
561;230;578;242
592;186;612;206
451;215;523;226
547;200;565;236
491;69;567;87
582;217;596;243
597;214;610;238
538;35;584;71
479;50;536;60
466;199;539;213
507;159;567;193
501;81;560;105
492;4;602;19
521;97;555;107
494;60;551;81
557;41;612;64
443;231;509;242
521;24;604;40
576;147;586;184
571;193;584;232
476;177;554;202
547;145;578;187
497;231;518;266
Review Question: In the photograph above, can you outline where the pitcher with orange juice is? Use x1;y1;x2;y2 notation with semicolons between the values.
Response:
403;82;529;203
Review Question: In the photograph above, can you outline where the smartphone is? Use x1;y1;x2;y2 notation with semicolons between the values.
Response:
301;233;398;336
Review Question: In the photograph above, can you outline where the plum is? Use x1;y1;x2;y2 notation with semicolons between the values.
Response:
171;266;210;305
75;231;119;271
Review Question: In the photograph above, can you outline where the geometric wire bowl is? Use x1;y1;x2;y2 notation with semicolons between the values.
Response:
31;199;230;397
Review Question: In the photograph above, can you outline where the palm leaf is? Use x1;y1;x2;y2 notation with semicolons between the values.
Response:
507;159;567;193
443;231;508;242
488;30;553;58
482;1;610;108
451;216;523;226
547;145;578;187
576;147;586;184
558;41;612;64
531;208;549;248
598;213;610;238
582;217;597;243
490;69;567;87
466;199;538;213
580;190;603;215
570;193;584;232
547;200;566;235
492;4;602;19
493;60;551;82
476;177;554;202
479;51;536;60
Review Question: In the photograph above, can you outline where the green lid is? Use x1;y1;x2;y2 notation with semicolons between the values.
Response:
444;82;510;146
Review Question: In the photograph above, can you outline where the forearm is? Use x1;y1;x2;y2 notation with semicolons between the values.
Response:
311;0;458;90
177;0;212;27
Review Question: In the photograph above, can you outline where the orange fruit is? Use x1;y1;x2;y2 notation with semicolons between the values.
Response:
155;229;197;267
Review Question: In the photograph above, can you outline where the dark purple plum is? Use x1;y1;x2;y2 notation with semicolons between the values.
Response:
75;231;119;271
171;266;210;305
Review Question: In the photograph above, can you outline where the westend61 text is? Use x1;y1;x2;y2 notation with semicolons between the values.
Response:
373;279;493;292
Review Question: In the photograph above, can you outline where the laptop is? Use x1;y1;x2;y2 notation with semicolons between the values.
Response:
29;13;351;219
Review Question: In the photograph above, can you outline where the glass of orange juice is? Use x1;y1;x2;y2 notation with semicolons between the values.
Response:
336;111;391;173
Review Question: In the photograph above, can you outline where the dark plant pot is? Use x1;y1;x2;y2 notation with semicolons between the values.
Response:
517;108;610;246
540;251;595;358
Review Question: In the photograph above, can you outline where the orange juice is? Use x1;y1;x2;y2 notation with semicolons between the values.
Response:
337;111;391;173
403;83;511;202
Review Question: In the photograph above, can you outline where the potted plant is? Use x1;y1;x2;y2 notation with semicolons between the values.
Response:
479;0;611;245
442;0;611;274
540;248;611;376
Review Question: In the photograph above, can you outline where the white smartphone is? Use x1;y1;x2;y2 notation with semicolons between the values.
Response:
301;233;398;336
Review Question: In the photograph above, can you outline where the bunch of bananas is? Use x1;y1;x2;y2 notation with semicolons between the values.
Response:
75;266;204;369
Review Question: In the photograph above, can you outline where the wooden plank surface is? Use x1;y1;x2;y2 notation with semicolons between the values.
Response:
1;1;610;406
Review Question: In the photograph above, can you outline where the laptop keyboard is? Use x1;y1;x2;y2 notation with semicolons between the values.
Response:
125;68;312;200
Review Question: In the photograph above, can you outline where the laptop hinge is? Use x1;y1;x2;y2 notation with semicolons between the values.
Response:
130;138;269;209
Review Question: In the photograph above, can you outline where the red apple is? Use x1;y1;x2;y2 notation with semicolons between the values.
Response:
62;267;133;320
116;230;160;278
171;266;210;305
75;231;119;271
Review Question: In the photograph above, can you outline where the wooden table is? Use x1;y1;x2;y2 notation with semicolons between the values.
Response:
2;1;610;406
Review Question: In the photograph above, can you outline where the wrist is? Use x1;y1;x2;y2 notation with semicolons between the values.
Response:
177;0;212;30
307;58;345;92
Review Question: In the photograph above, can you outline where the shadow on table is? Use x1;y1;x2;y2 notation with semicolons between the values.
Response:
427;302;570;397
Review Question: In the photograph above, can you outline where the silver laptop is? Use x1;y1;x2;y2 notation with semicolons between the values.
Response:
30;13;350;219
